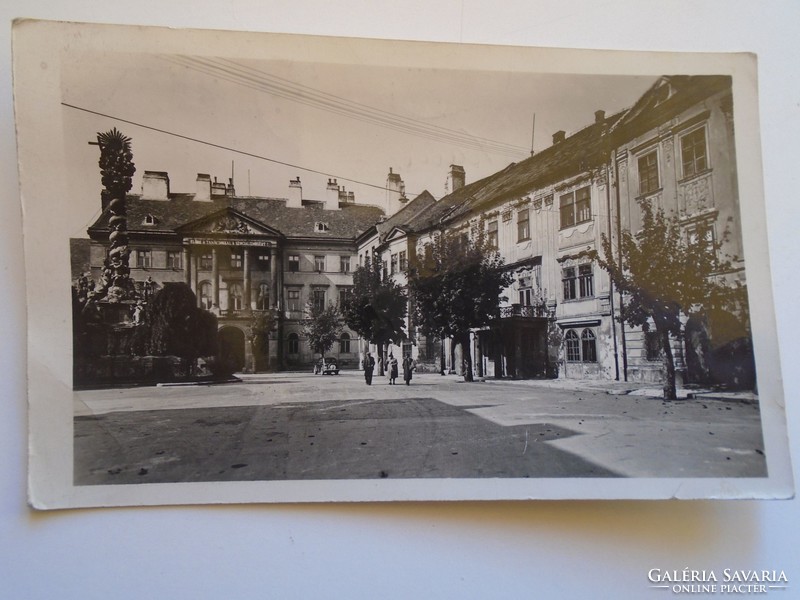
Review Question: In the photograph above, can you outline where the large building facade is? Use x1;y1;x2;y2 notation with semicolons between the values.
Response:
357;75;748;386
82;172;384;372
75;75;749;385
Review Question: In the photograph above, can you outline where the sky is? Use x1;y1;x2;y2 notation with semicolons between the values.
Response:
61;46;655;237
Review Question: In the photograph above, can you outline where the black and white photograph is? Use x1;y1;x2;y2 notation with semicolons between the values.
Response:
5;3;800;599
14;21;793;507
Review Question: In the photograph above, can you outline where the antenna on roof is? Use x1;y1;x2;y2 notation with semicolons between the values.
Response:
530;113;536;157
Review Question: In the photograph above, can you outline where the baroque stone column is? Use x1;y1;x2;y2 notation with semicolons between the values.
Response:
211;247;220;311
270;246;278;309
243;247;252;313
183;247;191;287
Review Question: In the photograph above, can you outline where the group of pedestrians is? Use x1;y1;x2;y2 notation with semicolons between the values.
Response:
362;352;415;386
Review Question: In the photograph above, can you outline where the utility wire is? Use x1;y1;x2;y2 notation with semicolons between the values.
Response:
164;56;528;158
62;101;429;198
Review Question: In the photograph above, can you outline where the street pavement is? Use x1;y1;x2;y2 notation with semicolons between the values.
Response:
73;371;766;485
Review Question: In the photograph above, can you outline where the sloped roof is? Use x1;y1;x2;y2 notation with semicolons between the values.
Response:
375;189;437;242
88;194;385;241
402;113;621;234
403;165;516;233
611;75;731;137
400;76;731;235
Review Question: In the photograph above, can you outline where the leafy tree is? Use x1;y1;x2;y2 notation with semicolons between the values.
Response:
247;310;277;369
409;226;511;382
341;255;408;374
135;284;218;369
592;199;742;399
95;128;136;302
302;302;343;359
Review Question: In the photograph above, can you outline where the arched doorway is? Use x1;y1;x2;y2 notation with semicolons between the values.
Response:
218;326;246;373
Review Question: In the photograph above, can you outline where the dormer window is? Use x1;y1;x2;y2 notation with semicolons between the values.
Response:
143;214;158;226
315;222;330;232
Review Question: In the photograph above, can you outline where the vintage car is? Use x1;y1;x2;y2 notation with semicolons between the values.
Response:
314;357;340;375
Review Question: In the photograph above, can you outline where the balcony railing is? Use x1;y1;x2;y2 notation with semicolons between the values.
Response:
498;304;549;319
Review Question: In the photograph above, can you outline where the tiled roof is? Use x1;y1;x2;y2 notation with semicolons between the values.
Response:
402;111;623;234
88;195;385;241
375;190;436;242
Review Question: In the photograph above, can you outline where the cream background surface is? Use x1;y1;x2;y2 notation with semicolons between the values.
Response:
2;1;799;597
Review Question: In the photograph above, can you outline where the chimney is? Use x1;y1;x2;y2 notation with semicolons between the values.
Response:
211;177;227;198
552;130;566;145
594;110;606;124
141;171;170;200
326;178;339;204
385;168;406;216
195;173;211;201
324;178;340;210
225;177;236;197
287;176;303;208
447;165;465;193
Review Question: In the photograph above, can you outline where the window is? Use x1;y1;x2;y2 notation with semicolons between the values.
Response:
519;288;532;306
200;252;212;271
257;253;271;270
517;209;530;242
338;287;352;307
687;221;716;260
390;253;398;274
578;264;594;298
199;281;213;309
288;255;300;272
167;250;182;269
559;186;591;229
315;222;329;232
563;264;594;301
581;329;597;362
487;220;499;249
565;330;581;362
681;127;708;178
228;283;244;310
340;256;351;273
314;255;325;272
565;328;597;363
575;187;592;224
399;251;407;272
339;332;351;354
638;150;660;195
644;330;662;361
143;214;157;226
312;289;326;313
562;266;577;301
382;260;388;275
257;283;270;310
230;251;243;269
287;333;299;355
137;249;152;268
287;289;301;311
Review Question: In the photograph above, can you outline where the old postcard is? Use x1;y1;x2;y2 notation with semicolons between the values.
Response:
13;19;793;508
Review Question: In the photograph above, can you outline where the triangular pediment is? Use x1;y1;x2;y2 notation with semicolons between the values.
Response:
385;226;409;242
177;208;283;237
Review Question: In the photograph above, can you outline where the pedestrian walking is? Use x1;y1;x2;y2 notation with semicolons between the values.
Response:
389;354;399;385
403;354;415;385
363;352;375;385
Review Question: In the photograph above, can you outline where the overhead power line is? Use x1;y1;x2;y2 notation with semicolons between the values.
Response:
163;55;529;158
61;102;428;198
